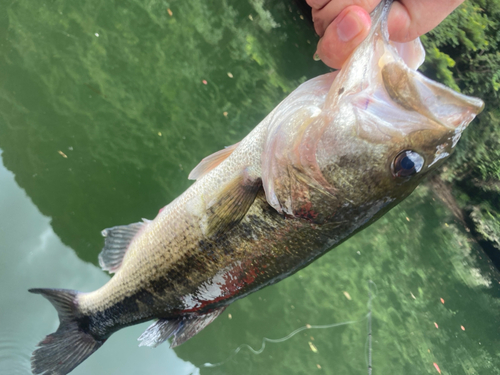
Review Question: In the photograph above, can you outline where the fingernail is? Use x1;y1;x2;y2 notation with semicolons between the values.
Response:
313;52;321;61
337;11;363;42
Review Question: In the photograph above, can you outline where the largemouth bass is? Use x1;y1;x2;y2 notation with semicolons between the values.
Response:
30;1;483;374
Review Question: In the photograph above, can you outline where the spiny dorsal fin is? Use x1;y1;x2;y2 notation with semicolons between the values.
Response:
138;307;225;348
188;142;240;181
204;168;261;237
98;220;147;273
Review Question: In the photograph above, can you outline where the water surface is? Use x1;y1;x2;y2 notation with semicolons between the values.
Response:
0;1;499;374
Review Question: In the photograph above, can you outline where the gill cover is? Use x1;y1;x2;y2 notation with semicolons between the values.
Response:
260;73;339;219
261;0;483;216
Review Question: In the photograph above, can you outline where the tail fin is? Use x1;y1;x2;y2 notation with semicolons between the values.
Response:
29;288;105;375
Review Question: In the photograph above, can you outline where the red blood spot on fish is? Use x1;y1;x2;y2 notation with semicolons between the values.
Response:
440;298;445;304
181;259;264;313
433;362;441;374
461;325;465;331
294;202;320;222
242;267;258;285
202;80;208;85
434;322;439;329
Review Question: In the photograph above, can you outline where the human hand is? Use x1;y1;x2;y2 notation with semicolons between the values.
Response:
307;0;464;69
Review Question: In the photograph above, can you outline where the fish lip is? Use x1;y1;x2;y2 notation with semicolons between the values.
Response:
379;60;485;134
430;91;485;132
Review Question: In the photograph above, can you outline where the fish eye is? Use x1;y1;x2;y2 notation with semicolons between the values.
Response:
392;150;424;178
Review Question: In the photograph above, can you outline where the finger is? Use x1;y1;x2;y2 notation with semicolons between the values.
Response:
387;0;464;42
307;0;330;11
316;6;372;69
312;0;378;37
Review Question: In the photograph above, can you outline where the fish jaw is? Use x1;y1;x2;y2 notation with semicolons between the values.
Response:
260;72;339;216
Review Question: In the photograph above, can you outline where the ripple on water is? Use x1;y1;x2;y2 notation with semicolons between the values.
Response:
0;330;35;374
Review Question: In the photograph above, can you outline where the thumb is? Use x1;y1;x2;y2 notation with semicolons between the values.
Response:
315;6;371;70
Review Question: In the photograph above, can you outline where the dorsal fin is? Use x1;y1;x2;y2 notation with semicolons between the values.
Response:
188;142;240;181
98;221;147;273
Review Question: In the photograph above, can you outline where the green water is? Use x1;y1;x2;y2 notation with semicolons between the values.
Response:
0;1;499;374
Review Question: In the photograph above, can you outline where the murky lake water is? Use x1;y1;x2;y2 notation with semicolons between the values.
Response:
1;1;499;374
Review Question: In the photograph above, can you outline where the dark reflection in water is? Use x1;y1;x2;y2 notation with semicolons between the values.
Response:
0;0;327;264
0;1;499;374
0;155;198;375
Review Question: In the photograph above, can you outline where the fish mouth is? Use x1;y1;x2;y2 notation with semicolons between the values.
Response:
327;0;484;138
330;20;484;145
381;60;484;134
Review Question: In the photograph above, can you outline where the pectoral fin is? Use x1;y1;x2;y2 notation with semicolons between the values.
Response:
138;307;225;348
204;168;262;237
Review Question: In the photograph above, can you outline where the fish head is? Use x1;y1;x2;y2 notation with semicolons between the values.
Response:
314;0;484;217
261;0;483;223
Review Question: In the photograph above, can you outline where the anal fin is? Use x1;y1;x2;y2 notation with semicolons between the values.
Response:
99;220;148;273
138;319;180;348
138;307;225;348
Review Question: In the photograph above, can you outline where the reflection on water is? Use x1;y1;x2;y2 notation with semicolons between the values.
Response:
0;0;327;265
0;156;198;374
201;282;375;369
0;0;499;374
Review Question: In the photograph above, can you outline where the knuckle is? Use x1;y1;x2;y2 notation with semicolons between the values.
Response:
307;0;330;10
